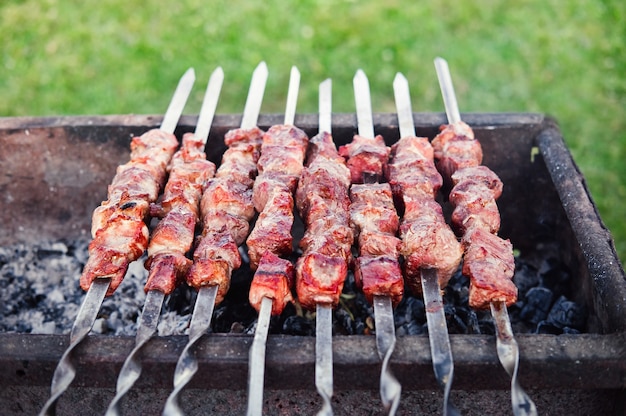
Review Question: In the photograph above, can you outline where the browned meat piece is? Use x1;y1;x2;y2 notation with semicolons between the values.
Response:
247;187;295;269
357;230;400;258
299;220;353;260
296;171;351;225
201;179;255;223
296;252;349;309
431;121;482;181
349;184;400;238
144;253;190;294
249;252;295;315
400;212;464;294
200;210;250;246
339;134;390;184
462;227;517;309
449;178;501;235
81;129;179;296
187;231;241;305
355;256;404;306
253;173;299;212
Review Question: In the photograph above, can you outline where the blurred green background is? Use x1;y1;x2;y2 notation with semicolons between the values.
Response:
1;0;624;266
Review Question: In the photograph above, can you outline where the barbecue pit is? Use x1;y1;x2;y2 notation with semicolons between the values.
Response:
1;112;625;415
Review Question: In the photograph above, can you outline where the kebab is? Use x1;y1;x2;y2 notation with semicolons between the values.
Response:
106;67;223;416
391;72;462;416
342;69;402;415
294;78;352;416
433;57;537;416
39;68;195;416
162;62;268;416
246;66;308;416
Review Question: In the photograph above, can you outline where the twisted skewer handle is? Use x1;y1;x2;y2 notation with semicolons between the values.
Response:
39;278;110;416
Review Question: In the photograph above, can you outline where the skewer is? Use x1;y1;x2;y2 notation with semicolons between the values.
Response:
434;56;537;416
246;65;301;416
105;67;224;416
39;68;195;416
162;62;268;416
393;72;459;416
315;78;334;416
353;69;402;415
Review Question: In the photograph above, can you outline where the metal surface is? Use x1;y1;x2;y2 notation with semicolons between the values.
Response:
246;297;272;416
241;62;268;130
434;58;461;125
39;278;110;415
106;290;165;415
106;66;223;416
434;56;536;416
163;285;218;415
246;65;301;415
373;296;401;415
354;69;402;415
39;69;195;416
353;69;375;139
421;270;459;416
164;64;267;415
160;68;197;134
491;302;538;416
284;66;300;126
316;304;334;416
318;79;332;134
393;73;416;138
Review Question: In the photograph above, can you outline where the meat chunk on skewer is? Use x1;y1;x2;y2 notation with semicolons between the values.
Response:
247;124;308;315
296;131;353;310
144;132;217;294
339;134;390;184
386;136;463;294
186;127;263;306
432;121;517;309
349;183;403;306
81;129;179;296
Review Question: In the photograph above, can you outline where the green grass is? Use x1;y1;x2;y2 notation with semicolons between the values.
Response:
1;0;624;266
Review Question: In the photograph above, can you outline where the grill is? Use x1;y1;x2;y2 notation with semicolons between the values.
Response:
1;112;625;415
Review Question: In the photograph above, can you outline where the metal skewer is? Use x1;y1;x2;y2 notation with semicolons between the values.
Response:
162;62;268;416
246;65;300;416
106;66;224;416
354;69;401;415
39;67;196;416
434;56;537;416
314;78;335;416
393;71;459;416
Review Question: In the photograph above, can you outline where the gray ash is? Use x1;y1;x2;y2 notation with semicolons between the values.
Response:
0;240;587;337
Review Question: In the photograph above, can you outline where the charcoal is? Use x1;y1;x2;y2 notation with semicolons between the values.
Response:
512;261;540;301
540;257;572;297
519;287;554;324
546;296;587;330
0;239;582;338
334;308;355;335
282;315;314;336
